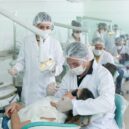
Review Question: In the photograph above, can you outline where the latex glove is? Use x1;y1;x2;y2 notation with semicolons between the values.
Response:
8;68;18;77
47;82;58;96
56;97;73;113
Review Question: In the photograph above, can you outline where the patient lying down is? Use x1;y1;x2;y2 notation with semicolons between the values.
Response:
51;88;94;127
5;88;94;129
5;97;66;129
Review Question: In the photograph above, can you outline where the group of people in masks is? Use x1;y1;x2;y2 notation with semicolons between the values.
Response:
93;23;129;94
4;12;123;129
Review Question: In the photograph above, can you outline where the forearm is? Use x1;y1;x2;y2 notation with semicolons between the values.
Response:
10;103;25;129
11;112;30;129
11;112;21;129
72;94;115;116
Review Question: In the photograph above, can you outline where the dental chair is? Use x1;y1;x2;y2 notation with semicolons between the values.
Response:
21;94;127;129
115;94;128;129
2;94;127;129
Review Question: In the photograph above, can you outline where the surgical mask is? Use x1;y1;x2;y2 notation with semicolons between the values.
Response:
70;65;85;75
93;49;103;56
116;46;122;50
42;30;51;39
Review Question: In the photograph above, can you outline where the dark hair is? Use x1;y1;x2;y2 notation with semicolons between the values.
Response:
72;88;94;100
71;89;78;96
71;20;81;27
113;24;119;30
71;20;82;33
103;63;117;76
115;37;122;42
78;88;94;100
98;23;107;31
66;88;94;124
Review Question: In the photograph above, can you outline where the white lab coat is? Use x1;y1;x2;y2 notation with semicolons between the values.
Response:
14;34;64;105
95;50;115;65
55;61;119;129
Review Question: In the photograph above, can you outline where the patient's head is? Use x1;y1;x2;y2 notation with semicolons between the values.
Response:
72;88;94;100
65;88;94;125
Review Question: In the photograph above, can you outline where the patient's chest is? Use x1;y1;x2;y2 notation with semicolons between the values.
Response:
18;97;67;123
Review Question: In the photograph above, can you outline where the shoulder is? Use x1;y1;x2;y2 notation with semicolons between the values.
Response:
103;50;111;56
103;50;113;58
98;64;110;74
93;61;112;79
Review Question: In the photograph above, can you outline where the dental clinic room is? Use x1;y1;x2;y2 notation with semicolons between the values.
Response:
0;0;129;129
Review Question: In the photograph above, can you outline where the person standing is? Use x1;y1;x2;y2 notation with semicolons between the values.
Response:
9;12;64;105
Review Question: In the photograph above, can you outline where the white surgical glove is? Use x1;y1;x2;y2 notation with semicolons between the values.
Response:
57;97;73;113
47;82;58;96
8;68;18;77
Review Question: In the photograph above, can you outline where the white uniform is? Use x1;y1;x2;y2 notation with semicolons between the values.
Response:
55;61;119;129
95;50;115;65
14;34;64;105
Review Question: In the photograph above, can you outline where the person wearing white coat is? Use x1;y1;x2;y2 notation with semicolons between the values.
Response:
67;20;86;45
92;37;115;65
93;23;118;56
50;43;119;129
8;12;64;105
92;37;124;94
115;37;129;63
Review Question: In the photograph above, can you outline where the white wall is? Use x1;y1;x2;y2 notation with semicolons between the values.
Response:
0;0;85;50
84;0;129;33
